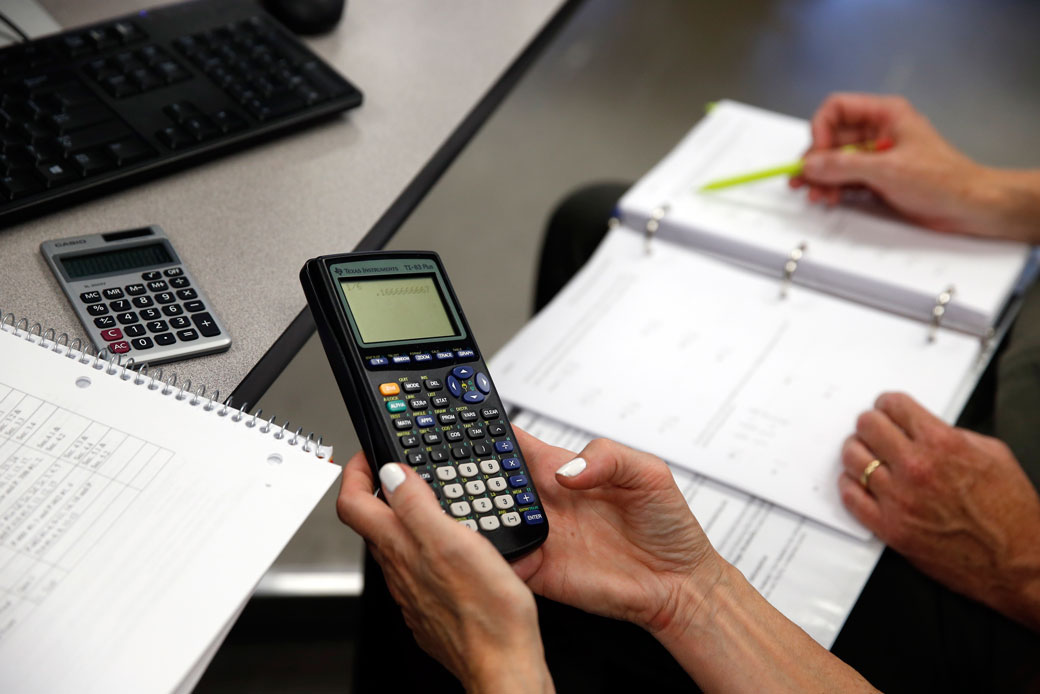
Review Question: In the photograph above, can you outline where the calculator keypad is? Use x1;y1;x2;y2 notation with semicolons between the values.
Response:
373;361;544;537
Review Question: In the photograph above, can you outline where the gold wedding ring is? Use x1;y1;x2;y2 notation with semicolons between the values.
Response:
860;459;883;489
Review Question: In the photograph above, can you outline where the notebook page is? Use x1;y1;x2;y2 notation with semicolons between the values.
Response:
0;328;339;693
511;410;883;649
492;227;984;538
619;100;1031;335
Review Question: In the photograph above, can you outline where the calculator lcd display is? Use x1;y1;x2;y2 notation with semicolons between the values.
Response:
61;243;173;279
340;275;458;344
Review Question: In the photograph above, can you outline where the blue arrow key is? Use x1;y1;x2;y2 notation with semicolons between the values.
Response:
447;375;462;398
463;391;485;404
452;365;474;379
475;372;491;394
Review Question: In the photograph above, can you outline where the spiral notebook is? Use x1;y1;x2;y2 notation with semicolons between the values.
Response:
0;316;340;693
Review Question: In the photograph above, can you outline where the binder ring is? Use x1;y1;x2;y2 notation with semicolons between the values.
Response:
148;367;163;390
302;432;314;452
315;435;326;458
0;312;14;331
247;409;261;428
120;358;136;380
190;384;206;406
261;413;278;434
16;317;29;334
176;378;191;400
219;396;233;417
105;353;120;375
68;337;83;359
289;427;303;446
27;322;42;341
780;242;808;299
55;332;69;353
644;204;669;254
274;420;290;440
43;327;55;346
231;402;249;422
91;348;106;370
927;285;956;343
161;372;177;395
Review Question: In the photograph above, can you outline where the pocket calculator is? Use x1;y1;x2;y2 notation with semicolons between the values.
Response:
41;225;230;364
301;251;548;559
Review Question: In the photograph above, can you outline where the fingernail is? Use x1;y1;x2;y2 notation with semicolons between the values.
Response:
556;457;587;478
379;463;406;494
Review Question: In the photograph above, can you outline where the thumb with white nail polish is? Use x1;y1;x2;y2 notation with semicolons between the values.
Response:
556;457;586;478
379;462;406;494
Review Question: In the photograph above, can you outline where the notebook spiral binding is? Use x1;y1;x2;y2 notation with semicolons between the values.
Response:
0;310;332;460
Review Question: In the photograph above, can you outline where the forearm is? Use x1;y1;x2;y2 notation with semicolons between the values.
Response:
654;564;877;693
972;167;1040;243
464;640;555;694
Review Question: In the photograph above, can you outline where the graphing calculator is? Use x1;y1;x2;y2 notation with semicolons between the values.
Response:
301;251;548;559
40;225;230;364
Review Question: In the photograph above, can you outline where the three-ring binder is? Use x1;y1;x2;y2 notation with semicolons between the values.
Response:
927;285;956;343
643;204;669;254
779;242;808;299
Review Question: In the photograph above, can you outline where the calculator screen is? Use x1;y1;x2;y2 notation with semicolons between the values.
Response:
61;243;173;279
340;275;458;344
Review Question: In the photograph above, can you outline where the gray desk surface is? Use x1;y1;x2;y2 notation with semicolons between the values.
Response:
0;0;566;403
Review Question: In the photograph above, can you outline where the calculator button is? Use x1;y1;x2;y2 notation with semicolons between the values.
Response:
85;303;109;316
413;353;433;365
407;452;426;465
446;430;463;442
493;494;514;509
481;408;500;420
367;357;389;369
423;432;442;444
452;365;474;379
147;280;169;292
409;398;429;411
446;376;462;398
169;276;190;289
438;413;457;425
403;381;422;394
523;510;545;525
465;480;486;496
147;320;168;333
431;395;450;408
502;511;521;527
459;519;478;531
386;400;407;414
142;271;162;280
184;300;206;312
161;304;183;316
116;311;139;325
460;411;478;423
169;316;190;329
155;292;175;305
394;418;413;430
379;383;400;396
515;491;536;505
419;470;434;483
124;324;146;337
449;501;471;517
177;328;199;341
140;308;162;321
501;457;522;471
415;415;435;428
132;295;154;308
475;373;491;394
434;351;454;363
391;355;411;366
479;460;501;475
80;290;102;302
109;341;131;354
451;446;469;460
435;466;457;481
154;332;176;346
430;450;448;463
463;391;485;404
467;427;486;440
473;443;492;457
458;462;478;478
190;313;220;336
110;299;132;312
102;287;124;300
488;423;507;437
495;441;515;454
125;283;147;296
455;349;476;360
425;379;443;391
400;435;419;448
99;328;123;341
509;475;529;489
93;316;116;328
131;336;154;350
443;483;464;499
487;477;507;492
163;267;184;277
176;288;197;301
472;497;492;513
478;515;500;531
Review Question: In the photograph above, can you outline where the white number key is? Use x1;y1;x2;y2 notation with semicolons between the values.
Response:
479;459;500;474
460;519;478;531
472;497;493;513
465;480;486;495
493;494;514;509
435;466;457;481
458;462;478;478
501;512;521;527
450;501;472;517
487;476;507;492
478;515;501;531
443;483;464;499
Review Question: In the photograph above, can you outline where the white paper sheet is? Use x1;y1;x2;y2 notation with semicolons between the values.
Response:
619;100;1032;335
511;410;882;649
492;228;984;538
0;326;340;693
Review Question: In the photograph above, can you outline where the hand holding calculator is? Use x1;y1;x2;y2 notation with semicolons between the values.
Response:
301;251;548;559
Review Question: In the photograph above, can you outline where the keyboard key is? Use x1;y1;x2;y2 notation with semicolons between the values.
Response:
523;510;545;525
458;463;478;478
170;276;190;288
423;432;441;445
508;475;529;489
146;320;168;333
184;300;206;312
148;280;169;292
141;271;162;280
156;125;194;149
438;413;457;425
501;512;521;527
409;398;429;411
424;378;443;391
80;290;101;302
102;287;124;300
413;353;432;365
109;340;130;354
442;483;463;499
124;324;146;337
379;383;400;396
515;492;536;506
99;327;122;341
132;295;154;308
459;411;478;423
495;440;515;454
446;376;462;398
367;357;388;369
176;328;199;341
35;161;79;188
415;415;435;428
386;400;406;414
110;299;131;312
488;423;506;437
169;316;190;329
211;109;247;133
0;172;43;199
403;381;422;393
163;267;184;277
116;311;139;325
465;480;486;496
434;351;453;363
449;501;471;518
393;418;413;430
154;332;176;345
430;450;448;463
391;355;410;366
190;312;220;336
455;349;476;360
487;476;507;492
161;304;183;316
445;430;463;443
478;515;500;531
400;435;418;449
452;365;474;379
479;459;500;475
431;395;450;408
463;391;485;404
125;283;147;296
501;457;521;471
406;452;426;466
435;466;457;481
493;494;514;509
93;315;116;328
466;427;485;440
107;137;154;166
475;372;491;394
85;303;108;316
130;336;153;350
481;407;500;420
472;497;492;514
473;443;491;457
451;446;469;460
140;308;161;321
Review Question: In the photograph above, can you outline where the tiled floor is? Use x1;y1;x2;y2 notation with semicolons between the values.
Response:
197;0;1040;691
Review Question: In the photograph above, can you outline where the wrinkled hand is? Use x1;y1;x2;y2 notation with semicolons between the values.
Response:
511;430;724;636
790;92;1022;240
337;454;553;694
839;392;1040;629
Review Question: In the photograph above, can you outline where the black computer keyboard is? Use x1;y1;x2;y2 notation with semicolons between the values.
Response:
0;0;363;227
